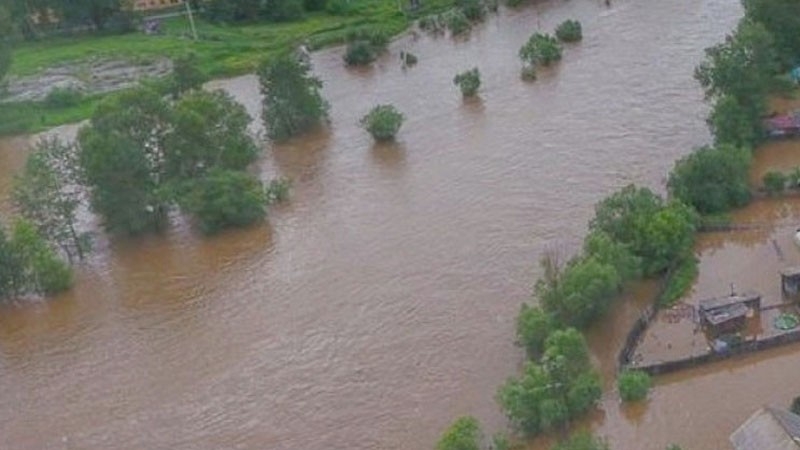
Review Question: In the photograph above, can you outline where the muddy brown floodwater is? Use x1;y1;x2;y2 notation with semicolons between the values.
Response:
0;1;756;449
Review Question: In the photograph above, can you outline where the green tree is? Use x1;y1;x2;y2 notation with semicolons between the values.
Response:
436;416;482;450
583;231;640;281
552;432;610;450
668;144;752;214
694;20;782;128
360;104;404;141
453;68;481;97
167;89;259;179
9;220;72;295
57;0;134;32
179;169;267;234
537;256;621;328
498;328;601;436
259;55;330;141
78;87;173;235
743;0;800;64
591;185;696;276
517;304;555;357
169;53;207;100
13;137;88;263
519;33;562;68
617;370;651;402
708;94;761;148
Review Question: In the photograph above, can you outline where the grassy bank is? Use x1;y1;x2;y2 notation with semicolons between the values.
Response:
1;0;455;136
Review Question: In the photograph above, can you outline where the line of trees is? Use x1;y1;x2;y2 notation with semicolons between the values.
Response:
8;0;136;37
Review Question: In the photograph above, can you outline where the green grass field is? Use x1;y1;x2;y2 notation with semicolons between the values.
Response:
1;0;455;136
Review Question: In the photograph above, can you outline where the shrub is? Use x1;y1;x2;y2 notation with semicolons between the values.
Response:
266;177;291;204
763;170;787;195
453;67;481;96
555;19;583;42
180;169;267;234
456;0;486;21
444;9;471;35
169;53;207;99
44;86;83;109
618;370;651;402
360;104;404;141
521;66;537;81
519;33;562;68
10;220;72;296
344;40;377;65
436;416;482;450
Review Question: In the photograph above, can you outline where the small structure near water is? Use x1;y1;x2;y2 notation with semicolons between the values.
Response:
781;266;800;298
765;110;800;138
698;292;760;337
730;407;800;450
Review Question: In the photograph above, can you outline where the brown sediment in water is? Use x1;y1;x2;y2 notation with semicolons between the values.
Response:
0;1;770;449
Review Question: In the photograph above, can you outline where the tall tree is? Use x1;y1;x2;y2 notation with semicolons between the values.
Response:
259;54;330;141
743;0;800;65
78;87;173;235
166;89;258;179
13;137;88;262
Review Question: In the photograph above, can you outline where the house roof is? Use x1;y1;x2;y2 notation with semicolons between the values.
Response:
698;292;760;312
730;407;800;450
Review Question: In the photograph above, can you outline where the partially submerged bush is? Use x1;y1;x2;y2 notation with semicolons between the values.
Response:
181;169;267;234
266;177;291;204
444;9;471;35
763;170;787;195
618;370;651;402
453;67;481;96
343;27;390;66
555;19;583;42
361;104;404;141
519;33;563;68
521;65;537;81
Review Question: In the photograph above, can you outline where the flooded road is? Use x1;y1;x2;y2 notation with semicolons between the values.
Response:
0;1;749;449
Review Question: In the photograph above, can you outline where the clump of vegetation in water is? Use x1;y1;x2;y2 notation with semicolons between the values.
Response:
763;170;787;195
553;432;610;450
259;54;330;141
455;0;486;21
618;370;651;402
516;304;555;358
361;104;405;141
179;169;267;234
342;27;390;66
668;144;752;214
555;19;583;42
498;328;602;435
443;9;471;36
519;32;563;68
435;416;483;450
520;65;537;81
266;177;292;204
400;51;418;67
453;67;481;96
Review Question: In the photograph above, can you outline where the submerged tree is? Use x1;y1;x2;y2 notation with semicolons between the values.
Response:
259;55;330;141
519;33;562;68
453;68;481;97
360;104;404;141
78;87;173;235
668;144;752;214
13;137;89;262
179;169;267;234
436;416;483;450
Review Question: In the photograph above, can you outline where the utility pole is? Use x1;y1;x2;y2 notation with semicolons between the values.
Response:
184;0;198;41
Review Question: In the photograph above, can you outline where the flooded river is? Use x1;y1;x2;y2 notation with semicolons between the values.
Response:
0;0;757;449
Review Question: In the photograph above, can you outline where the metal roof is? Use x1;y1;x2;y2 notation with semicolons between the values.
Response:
730;407;800;450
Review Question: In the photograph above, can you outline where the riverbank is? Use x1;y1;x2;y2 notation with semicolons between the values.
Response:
0;0;454;136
